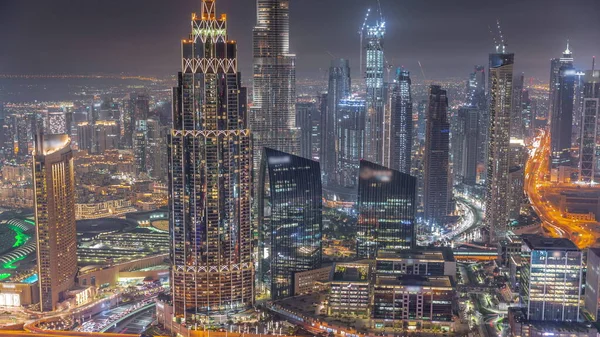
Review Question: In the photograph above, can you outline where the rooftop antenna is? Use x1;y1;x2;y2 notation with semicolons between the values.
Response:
377;0;384;22
418;61;427;81
488;25;499;52
359;8;371;77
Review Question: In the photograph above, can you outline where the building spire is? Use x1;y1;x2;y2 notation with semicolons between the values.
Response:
201;0;216;20
564;40;571;55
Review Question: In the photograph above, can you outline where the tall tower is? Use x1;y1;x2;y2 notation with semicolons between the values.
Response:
579;67;600;183
363;21;386;165
423;85;450;226
550;43;576;164
357;160;416;259
33;132;78;312
389;69;413;174
323;59;351;186
169;0;253;321
337;97;366;189
251;0;298;171
485;51;514;243
259;148;322;300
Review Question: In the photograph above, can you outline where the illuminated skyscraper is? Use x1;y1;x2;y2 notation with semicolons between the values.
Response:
258;148;322;300
337;97;365;189
579;68;600;183
251;0;299;171
486;51;514;243
423;85;450;226
168;0;253;320
389;69;412;174
550;44;576;163
456;106;480;185
357;160;416;259
520;235;582;321
123;93;149;149
363;21;385;165
323;59;351;185
33;132;77;312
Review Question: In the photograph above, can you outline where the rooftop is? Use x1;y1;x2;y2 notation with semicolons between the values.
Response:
521;234;578;251
377;247;455;262
376;275;453;288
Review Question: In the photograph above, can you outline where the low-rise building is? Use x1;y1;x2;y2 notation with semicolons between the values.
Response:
376;247;456;279
509;308;596;337
293;265;332;296
329;263;371;318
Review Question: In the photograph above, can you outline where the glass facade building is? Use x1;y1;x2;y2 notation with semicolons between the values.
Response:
168;0;253;321
337;97;365;188
520;235;582;321
578;70;600;184
364;21;385;165
389;69;413;174
357;160;416;259
259;148;322;300
33;133;78;312
485;52;514;243
550;45;575;163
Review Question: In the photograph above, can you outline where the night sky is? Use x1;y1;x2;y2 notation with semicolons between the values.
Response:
1;0;599;81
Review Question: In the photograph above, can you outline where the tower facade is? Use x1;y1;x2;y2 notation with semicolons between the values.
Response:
337;97;365;188
259;148;322;300
357;160;416;259
423;85;450;226
579;69;600;183
485;52;514;243
389;69;413;174
550;45;576;164
323;59;351;186
251;0;298;171
168;0;253;320
363;21;386;165
33;133;78;312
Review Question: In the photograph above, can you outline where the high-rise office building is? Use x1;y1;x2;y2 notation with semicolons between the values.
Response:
251;0;298;172
363;21;385;165
337;97;365;188
46;107;69;135
511;73;525;140
357;160;416;259
388;69;412;174
258;148;322;300
168;0;253;320
520;235;582;321
585;248;600;321
33;132;78;312
146;119;167;182
508;139;526;221
456;107;480;185
133;119;147;176
296;99;318;160
423;85;450;226
550;44;575;163
76;122;93;152
486;51;514;243
578;69;600;184
323;59;351;185
467;66;488;170
92;120;119;154
123;93;149;149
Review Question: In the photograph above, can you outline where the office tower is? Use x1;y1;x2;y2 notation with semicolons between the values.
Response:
13;114;30;157
357;160;416;259
258;148;322;300
521;89;533;138
76;122;93;152
549;43;573;125
486;51;514;243
251;0;298;173
508;139;526;221
423;85;450;226
585;248;600;321
123;93;149;149
388;69;412;174
579;68;600;183
46;107;68;135
168;0;253;320
92;120;119;154
511;73;525;140
457;107;479;185
337;97;365;188
146;119;166;181
550;44;576;163
520;235;582;321
329;263;371;318
322;59;351;185
296;99;318;160
363;21;386;165
133;120;147;176
467;66;488;169
33;132;78;312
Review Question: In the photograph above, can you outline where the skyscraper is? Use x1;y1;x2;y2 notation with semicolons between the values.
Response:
168;0;253;320
363;21;385;165
520;235;582;321
457;106;480;185
423;85;450;226
258;148;322;300
251;0;299;171
357;160;416;259
388;69;413;174
33;132;78;312
337;97;365;189
323;59;351;185
296;99;318;160
123;93;149;149
486;51;514;243
550;44;575;164
511;73;525;140
579;68;600;183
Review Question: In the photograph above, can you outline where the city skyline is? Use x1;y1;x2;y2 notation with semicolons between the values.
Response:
1;0;599;80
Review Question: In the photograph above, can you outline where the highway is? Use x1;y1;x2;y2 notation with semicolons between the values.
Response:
104;305;155;334
525;130;598;248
